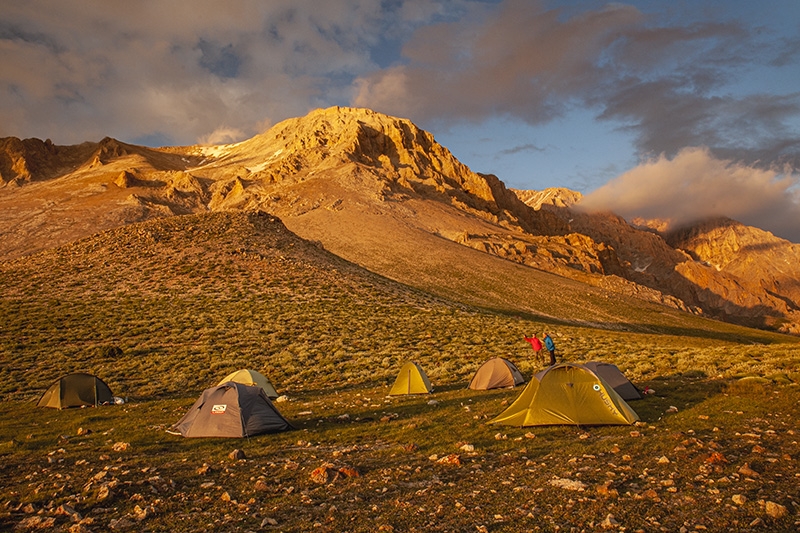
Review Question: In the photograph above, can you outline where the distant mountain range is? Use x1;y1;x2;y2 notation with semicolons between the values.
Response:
1;106;798;334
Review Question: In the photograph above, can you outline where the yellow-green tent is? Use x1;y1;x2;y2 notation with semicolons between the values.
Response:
389;361;432;395
218;369;279;399
489;363;639;426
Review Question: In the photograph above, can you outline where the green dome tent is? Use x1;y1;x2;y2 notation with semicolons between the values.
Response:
37;373;114;409
489;363;639;426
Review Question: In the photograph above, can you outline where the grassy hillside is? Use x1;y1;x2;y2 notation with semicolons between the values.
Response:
1;211;798;531
1;211;794;401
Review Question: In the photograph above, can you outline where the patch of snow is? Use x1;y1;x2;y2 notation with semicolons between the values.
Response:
247;149;284;173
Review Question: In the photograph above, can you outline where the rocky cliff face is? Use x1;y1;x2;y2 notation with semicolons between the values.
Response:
1;106;798;334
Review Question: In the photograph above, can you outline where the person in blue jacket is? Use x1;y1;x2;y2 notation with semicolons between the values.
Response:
543;333;557;366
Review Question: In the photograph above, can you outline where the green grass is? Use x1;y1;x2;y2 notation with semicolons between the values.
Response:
1;378;798;532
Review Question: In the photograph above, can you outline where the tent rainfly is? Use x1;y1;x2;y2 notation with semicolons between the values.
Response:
468;357;526;390
218;369;279;399
582;361;642;401
170;382;292;438
489;363;639;426
389;361;433;395
37;372;114;409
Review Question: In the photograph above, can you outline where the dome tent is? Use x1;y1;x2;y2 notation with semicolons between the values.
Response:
468;357;526;390
171;382;292;438
582;361;642;401
388;361;432;395
218;369;279;399
489;363;639;426
37;372;114;409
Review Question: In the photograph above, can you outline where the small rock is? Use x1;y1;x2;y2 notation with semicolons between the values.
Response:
666;406;678;413
338;465;360;478
96;485;111;501
657;456;670;464
56;504;82;522
132;504;153;521
310;464;336;484
601;514;619;529
427;399;438;405
220;491;233;502
494;433;507;440
738;463;760;478
261;517;278;527
254;479;269;491
732;494;747;505
229;449;246;461
596;480;619;498
77;427;92;436
274;395;288;403
436;454;461;466
765;501;788;519
460;444;475;452
548;477;586;491
524;432;536;439
705;452;727;464
197;463;211;475
111;442;130;452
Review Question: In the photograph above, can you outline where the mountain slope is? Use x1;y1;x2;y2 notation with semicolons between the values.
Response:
1;106;799;334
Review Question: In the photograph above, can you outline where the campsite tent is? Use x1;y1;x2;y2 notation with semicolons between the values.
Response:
170;382;292;438
468;357;526;390
218;369;279;399
489;363;639;426
389;361;433;395
37;373;114;409
582;361;642;401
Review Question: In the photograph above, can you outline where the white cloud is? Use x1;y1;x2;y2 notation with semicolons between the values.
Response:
579;147;800;242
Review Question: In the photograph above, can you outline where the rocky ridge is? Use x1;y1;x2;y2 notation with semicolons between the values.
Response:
1;106;799;333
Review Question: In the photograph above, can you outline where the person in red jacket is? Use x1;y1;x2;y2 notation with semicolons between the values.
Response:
524;333;544;365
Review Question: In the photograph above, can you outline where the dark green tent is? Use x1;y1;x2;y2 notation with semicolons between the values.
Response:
37;373;114;409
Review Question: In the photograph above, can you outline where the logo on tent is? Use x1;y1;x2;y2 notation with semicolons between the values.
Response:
211;404;227;414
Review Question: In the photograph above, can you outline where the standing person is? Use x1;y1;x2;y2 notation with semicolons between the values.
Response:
523;333;544;365
543;333;557;366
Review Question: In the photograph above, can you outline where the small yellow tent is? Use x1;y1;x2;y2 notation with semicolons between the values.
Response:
218;369;279;399
489;363;639;426
389;361;432;395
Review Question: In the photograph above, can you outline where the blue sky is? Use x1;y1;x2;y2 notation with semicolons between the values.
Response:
1;0;799;240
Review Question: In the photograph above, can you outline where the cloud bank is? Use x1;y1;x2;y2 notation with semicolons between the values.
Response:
579;147;800;243
0;1;798;238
